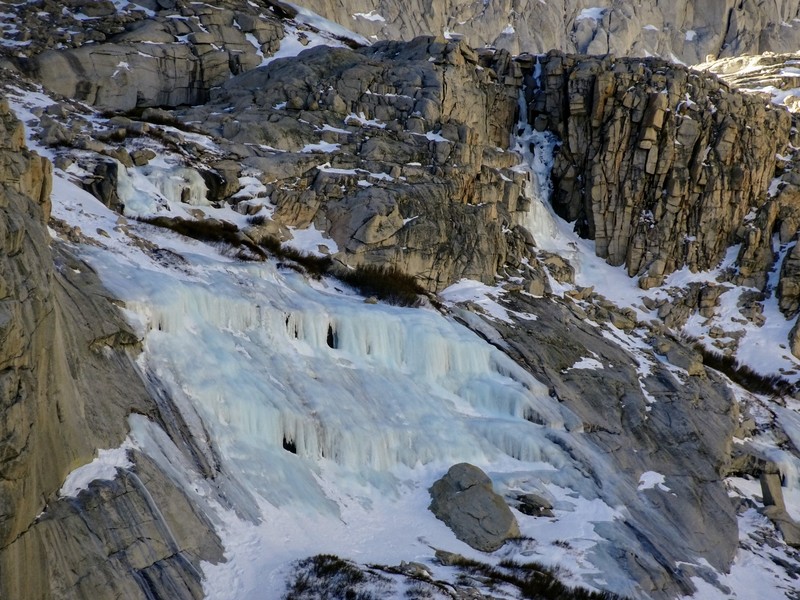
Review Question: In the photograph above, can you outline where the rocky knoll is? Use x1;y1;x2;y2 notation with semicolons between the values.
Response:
529;52;792;289
0;101;221;599
179;37;535;291
295;0;800;65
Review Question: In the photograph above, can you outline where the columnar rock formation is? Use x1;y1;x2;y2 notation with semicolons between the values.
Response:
528;52;792;288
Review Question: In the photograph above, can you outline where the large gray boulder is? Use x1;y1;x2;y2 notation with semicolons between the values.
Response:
429;463;520;552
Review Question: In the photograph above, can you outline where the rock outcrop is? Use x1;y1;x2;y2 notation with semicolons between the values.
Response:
0;99;221;599
455;289;740;597
429;463;520;552
699;52;800;112
529;52;791;288
7;0;285;111
292;0;800;64
179;37;533;291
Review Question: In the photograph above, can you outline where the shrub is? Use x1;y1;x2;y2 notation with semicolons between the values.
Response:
444;555;625;600
247;214;268;226
337;264;425;307
137;215;267;260
258;234;333;278
141;219;425;305
689;339;796;396
258;235;424;305
283;554;389;600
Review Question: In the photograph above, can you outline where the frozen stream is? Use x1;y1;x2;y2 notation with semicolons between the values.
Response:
81;231;630;597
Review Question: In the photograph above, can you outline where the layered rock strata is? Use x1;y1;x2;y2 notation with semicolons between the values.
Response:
292;0;800;64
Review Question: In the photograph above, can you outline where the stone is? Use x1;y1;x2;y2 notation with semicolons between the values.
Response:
763;506;800;548
760;466;785;510
515;493;555;518
434;549;466;566
790;317;800;360
429;463;520;552
779;241;800;317
131;148;157;166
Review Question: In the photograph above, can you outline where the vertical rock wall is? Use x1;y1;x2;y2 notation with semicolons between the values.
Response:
0;101;221;598
529;52;791;288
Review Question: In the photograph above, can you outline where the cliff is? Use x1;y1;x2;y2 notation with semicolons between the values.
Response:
292;0;800;63
0;100;221;599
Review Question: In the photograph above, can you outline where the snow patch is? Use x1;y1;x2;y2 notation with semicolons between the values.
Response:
637;471;670;492
576;7;607;21
60;440;135;497
353;11;385;22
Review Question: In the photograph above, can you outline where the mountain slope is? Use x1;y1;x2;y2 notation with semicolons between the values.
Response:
1;2;800;600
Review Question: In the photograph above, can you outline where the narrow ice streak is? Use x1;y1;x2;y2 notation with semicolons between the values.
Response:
440;279;513;322
353;11;385;22
576;7;607;21
300;141;340;153
567;356;604;370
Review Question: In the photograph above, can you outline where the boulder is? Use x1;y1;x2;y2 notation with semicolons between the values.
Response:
515;492;555;518
760;467;785;510
429;463;520;552
763;506;800;548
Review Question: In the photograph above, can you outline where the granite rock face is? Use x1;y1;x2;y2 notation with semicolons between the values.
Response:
528;52;791;288
293;0;800;64
10;0;284;111
180;37;534;291
0;99;222;600
457;290;740;598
